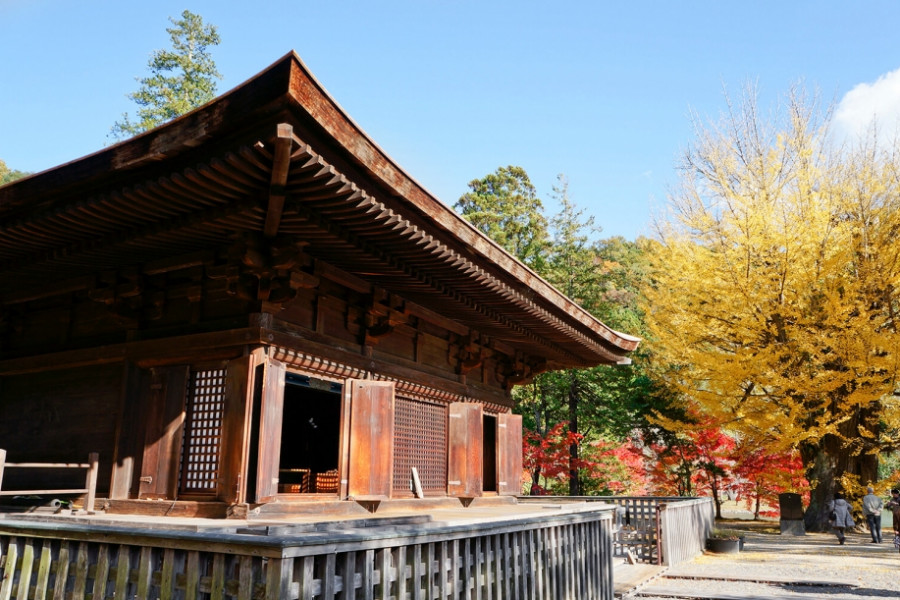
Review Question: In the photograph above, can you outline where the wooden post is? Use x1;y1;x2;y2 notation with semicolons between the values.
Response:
0;448;6;494
85;452;99;513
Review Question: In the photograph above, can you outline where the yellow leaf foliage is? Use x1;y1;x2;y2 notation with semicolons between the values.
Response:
642;87;900;462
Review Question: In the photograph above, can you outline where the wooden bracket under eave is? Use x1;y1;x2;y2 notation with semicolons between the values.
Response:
263;123;294;238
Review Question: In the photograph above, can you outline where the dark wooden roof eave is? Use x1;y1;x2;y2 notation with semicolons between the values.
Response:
0;51;640;366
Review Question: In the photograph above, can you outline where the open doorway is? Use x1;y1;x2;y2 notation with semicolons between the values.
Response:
483;413;497;493
277;374;342;494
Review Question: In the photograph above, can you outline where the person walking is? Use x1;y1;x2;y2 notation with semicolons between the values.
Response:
886;489;900;551
828;492;854;545
862;486;884;543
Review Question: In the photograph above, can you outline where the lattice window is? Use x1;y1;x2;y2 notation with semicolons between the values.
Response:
393;398;447;497
179;368;226;495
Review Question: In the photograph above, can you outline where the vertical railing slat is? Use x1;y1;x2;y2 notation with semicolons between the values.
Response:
14;538;33;600
51;540;70;600
236;555;253;600
33;540;53;600
0;537;17;600
158;548;175;600
185;551;200;600
70;542;89;599
210;552;225;600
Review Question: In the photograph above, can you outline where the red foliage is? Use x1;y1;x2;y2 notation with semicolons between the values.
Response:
581;438;651;495
524;415;809;509
732;446;809;518
523;422;587;493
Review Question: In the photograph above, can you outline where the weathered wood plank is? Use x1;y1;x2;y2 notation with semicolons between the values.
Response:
362;549;374;600
473;537;483;600
51;541;70;600
396;545;407;600
512;531;522;600
321;552;336;600
71;541;89;599
339;550;355;600
265;557;294;600
425;543;436;600
0;537;17;600
237;555;253;600
378;548;391;600
210;553;225;600
185;551;200;600
33;540;52;600
14;538;33;600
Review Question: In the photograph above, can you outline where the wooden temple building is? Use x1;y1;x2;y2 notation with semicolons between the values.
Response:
0;52;639;599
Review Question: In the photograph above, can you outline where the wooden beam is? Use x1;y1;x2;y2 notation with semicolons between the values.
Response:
263;123;294;238
0;328;263;376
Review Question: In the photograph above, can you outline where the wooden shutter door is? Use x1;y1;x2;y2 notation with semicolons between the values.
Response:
253;359;286;503
216;356;254;504
447;402;483;497
496;413;523;496
138;366;189;499
346;380;395;498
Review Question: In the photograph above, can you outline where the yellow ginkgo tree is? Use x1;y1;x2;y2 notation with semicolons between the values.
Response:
642;85;900;528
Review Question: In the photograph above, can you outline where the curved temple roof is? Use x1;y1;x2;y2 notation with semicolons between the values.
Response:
0;52;638;369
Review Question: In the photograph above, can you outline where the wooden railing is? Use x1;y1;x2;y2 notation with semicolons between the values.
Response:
656;498;714;566
0;449;98;513
0;505;617;600
518;495;714;567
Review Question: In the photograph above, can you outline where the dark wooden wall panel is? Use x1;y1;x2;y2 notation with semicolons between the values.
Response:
0;364;123;493
373;330;416;362
272;289;316;331
417;333;452;371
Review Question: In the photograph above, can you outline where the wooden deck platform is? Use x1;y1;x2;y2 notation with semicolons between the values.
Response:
0;499;619;599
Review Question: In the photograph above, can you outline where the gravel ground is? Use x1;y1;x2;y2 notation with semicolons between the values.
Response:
626;527;900;599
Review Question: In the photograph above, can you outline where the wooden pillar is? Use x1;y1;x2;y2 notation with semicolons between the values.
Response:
85;452;99;513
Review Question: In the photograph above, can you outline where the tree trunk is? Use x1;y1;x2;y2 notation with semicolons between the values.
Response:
802;433;878;532
568;372;580;496
754;482;761;520
708;470;722;519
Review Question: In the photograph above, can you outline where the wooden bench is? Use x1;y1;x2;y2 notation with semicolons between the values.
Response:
0;449;98;513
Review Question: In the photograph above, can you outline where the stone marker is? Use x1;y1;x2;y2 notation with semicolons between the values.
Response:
779;492;805;535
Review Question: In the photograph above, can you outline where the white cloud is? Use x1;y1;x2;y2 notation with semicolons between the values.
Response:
834;68;900;143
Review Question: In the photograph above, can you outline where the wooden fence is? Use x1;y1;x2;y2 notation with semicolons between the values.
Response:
0;505;616;600
655;498;714;566
518;496;713;567
0;450;99;513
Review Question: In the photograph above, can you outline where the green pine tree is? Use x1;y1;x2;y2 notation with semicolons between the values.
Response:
110;10;221;140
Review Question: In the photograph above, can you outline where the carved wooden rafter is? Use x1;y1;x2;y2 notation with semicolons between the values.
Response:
263;123;294;238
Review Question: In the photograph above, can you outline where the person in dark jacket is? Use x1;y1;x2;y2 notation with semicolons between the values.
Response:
828;492;855;545
886;489;900;551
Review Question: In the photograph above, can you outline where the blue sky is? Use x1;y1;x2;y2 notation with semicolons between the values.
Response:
2;1;900;241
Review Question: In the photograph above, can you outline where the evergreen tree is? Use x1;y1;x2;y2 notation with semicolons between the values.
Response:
455;166;548;269
110;10;221;139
